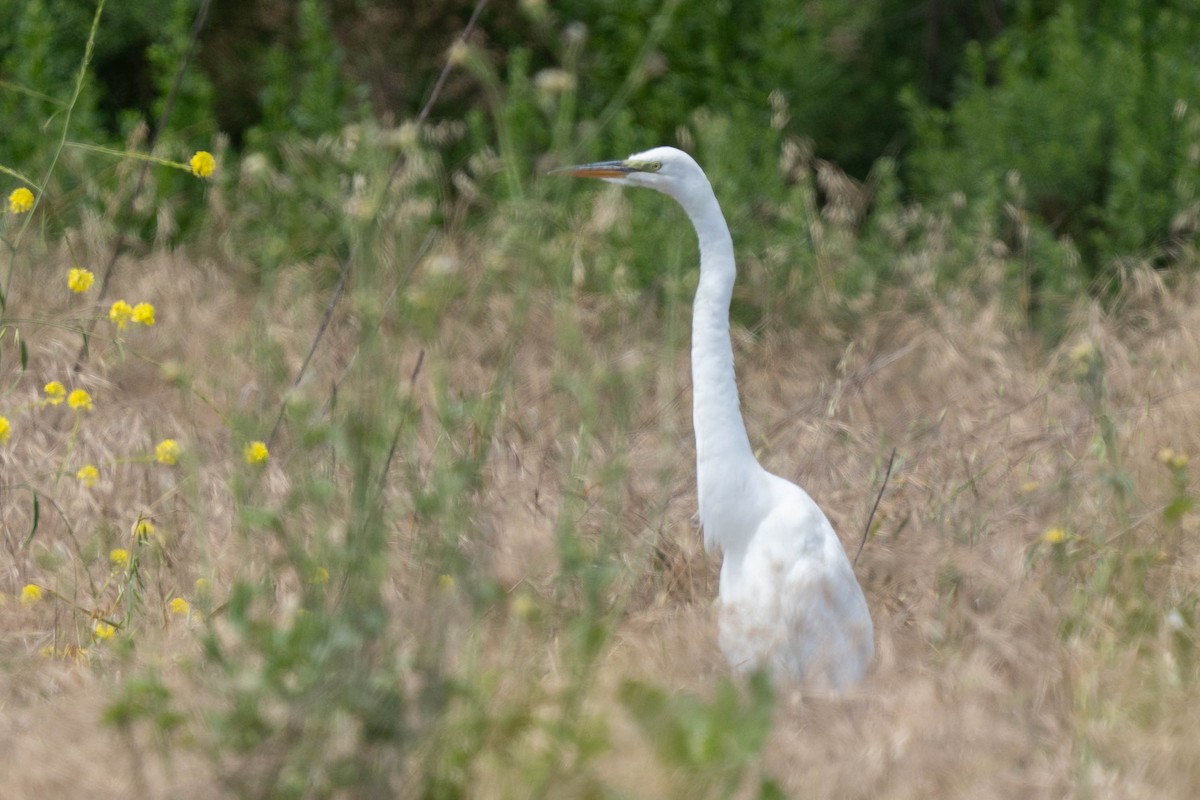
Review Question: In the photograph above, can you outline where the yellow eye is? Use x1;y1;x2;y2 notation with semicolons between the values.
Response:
627;159;662;173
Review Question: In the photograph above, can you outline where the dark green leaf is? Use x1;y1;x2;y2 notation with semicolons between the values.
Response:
26;491;40;544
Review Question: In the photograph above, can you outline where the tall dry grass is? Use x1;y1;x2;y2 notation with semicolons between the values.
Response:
3;209;1199;797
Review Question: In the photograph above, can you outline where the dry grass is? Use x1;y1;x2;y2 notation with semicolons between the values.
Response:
2;232;1199;797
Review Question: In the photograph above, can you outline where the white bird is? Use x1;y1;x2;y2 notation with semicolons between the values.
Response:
560;146;873;689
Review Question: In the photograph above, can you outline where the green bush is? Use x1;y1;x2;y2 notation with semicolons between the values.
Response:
907;0;1200;274
551;0;1001;179
0;0;103;168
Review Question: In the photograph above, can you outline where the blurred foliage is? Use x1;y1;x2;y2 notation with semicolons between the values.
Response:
5;0;1200;313
620;671;780;798
551;0;1002;178
0;0;102;173
907;0;1200;272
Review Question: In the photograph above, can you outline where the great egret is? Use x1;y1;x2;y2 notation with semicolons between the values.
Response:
560;147;873;689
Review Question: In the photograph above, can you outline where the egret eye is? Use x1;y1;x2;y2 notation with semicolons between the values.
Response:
626;160;662;173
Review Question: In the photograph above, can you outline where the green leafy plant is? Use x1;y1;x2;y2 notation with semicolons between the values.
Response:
620;672;779;799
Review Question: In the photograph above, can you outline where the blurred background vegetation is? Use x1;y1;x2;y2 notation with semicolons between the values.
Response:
5;0;1200;334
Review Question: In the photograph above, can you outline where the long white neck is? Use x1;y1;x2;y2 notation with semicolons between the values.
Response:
679;186;761;549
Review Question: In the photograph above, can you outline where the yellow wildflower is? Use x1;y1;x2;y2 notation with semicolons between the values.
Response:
168;597;190;615
76;464;99;487
21;584;43;605
68;268;95;293
109;300;134;329
155;438;181;465
310;566;330;585
132;302;155;326
1070;341;1098;377
93;621;116;641
1070;341;1096;364
1159;447;1188;470
109;548;130;568
438;574;455;591
8;187;34;214
244;440;269;465
510;593;535;618
194;577;211;595
1043;527;1067;545
133;518;155;542
0;415;9;444
67;389;93;411
44;381;66;405
190;150;215;178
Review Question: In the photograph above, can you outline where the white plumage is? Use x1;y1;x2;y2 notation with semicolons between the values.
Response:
562;146;873;689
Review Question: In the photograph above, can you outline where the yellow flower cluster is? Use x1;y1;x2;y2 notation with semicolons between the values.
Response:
9;148;215;646
68;389;93;411
1158;448;1189;470
109;300;133;327
190;150;215;178
41;381;92;411
132;302;155;325
8;187;34;214
1043;527;1067;545
44;381;66;405
156;438;181;465
76;464;99;487
109;300;156;330
244;440;269;465
133;518;155;542
1;383;93;447
68;267;95;293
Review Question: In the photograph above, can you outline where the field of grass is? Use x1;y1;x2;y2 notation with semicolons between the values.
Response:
3;8;1200;797
3;144;1200;796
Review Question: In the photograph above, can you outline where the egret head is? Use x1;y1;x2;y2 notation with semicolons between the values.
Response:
557;146;709;204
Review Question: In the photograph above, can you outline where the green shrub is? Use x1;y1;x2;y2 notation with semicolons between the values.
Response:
907;0;1200;274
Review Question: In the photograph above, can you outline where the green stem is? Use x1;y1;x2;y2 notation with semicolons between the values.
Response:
64;141;191;172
